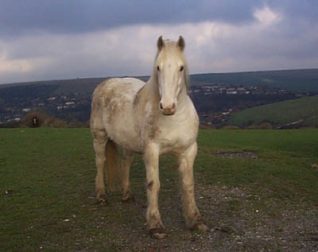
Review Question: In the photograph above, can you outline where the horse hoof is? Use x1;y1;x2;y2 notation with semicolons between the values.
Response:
149;228;167;239
96;194;108;205
96;199;108;205
191;222;209;233
121;194;135;203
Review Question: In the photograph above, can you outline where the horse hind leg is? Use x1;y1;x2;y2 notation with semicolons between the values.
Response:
103;141;134;202
92;129;108;203
120;149;134;202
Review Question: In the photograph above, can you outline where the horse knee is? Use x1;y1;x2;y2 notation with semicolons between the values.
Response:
93;129;107;146
147;179;160;192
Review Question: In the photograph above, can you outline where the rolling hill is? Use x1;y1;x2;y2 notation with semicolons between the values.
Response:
191;68;318;92
228;95;318;128
1;68;318;94
0;68;317;127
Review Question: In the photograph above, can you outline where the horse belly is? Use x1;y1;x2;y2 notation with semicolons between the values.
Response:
101;81;143;152
105;110;142;152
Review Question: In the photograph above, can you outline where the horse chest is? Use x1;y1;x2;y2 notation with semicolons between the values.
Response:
154;111;198;153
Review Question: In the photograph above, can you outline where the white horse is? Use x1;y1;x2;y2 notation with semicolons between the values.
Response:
90;36;207;239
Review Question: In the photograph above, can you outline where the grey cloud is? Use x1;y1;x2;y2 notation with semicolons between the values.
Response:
1;0;318;84
0;0;260;37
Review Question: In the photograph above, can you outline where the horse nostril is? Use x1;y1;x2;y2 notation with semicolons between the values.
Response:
159;102;163;110
172;103;176;110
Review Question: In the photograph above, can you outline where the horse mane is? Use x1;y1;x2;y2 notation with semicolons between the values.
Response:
183;61;190;92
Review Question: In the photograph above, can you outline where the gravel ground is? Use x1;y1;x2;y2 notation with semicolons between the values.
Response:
80;183;318;252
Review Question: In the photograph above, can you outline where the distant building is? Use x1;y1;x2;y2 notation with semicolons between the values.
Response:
22;108;31;112
226;88;237;95
65;101;75;106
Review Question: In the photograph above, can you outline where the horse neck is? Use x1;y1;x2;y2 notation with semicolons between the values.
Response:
147;75;160;97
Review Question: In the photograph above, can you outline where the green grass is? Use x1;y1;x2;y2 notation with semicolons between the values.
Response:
0;128;318;250
197;129;318;201
229;95;318;127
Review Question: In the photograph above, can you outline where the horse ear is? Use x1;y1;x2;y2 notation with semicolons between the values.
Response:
177;36;185;51
157;36;164;51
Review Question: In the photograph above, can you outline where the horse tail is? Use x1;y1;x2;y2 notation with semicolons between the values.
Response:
105;140;121;191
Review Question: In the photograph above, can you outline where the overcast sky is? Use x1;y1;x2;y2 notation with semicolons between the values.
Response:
0;0;318;84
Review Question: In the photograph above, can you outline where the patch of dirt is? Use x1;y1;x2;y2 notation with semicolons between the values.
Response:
196;184;318;251
311;163;318;171
71;183;318;251
214;150;258;159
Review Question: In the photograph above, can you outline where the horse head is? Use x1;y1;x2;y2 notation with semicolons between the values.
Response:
154;36;188;116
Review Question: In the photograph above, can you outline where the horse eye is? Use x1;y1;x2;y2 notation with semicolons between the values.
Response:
157;66;160;71
179;66;184;72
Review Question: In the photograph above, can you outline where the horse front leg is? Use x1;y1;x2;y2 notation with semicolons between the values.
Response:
178;142;208;232
144;142;166;239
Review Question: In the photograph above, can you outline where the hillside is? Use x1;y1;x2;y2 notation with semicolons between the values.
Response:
191;68;318;92
1;68;318;93
228;95;318;128
0;78;105;96
0;68;317;127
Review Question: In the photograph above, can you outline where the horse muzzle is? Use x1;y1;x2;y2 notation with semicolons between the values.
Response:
159;102;176;116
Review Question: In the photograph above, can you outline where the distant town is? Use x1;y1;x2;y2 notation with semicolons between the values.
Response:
190;84;307;126
0;80;312;128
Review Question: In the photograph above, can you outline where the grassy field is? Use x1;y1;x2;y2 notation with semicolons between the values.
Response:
229;95;318;128
1;128;317;251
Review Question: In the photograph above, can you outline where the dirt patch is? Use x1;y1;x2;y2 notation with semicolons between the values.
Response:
196;184;318;251
71;184;318;251
311;163;318;171
214;150;258;159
